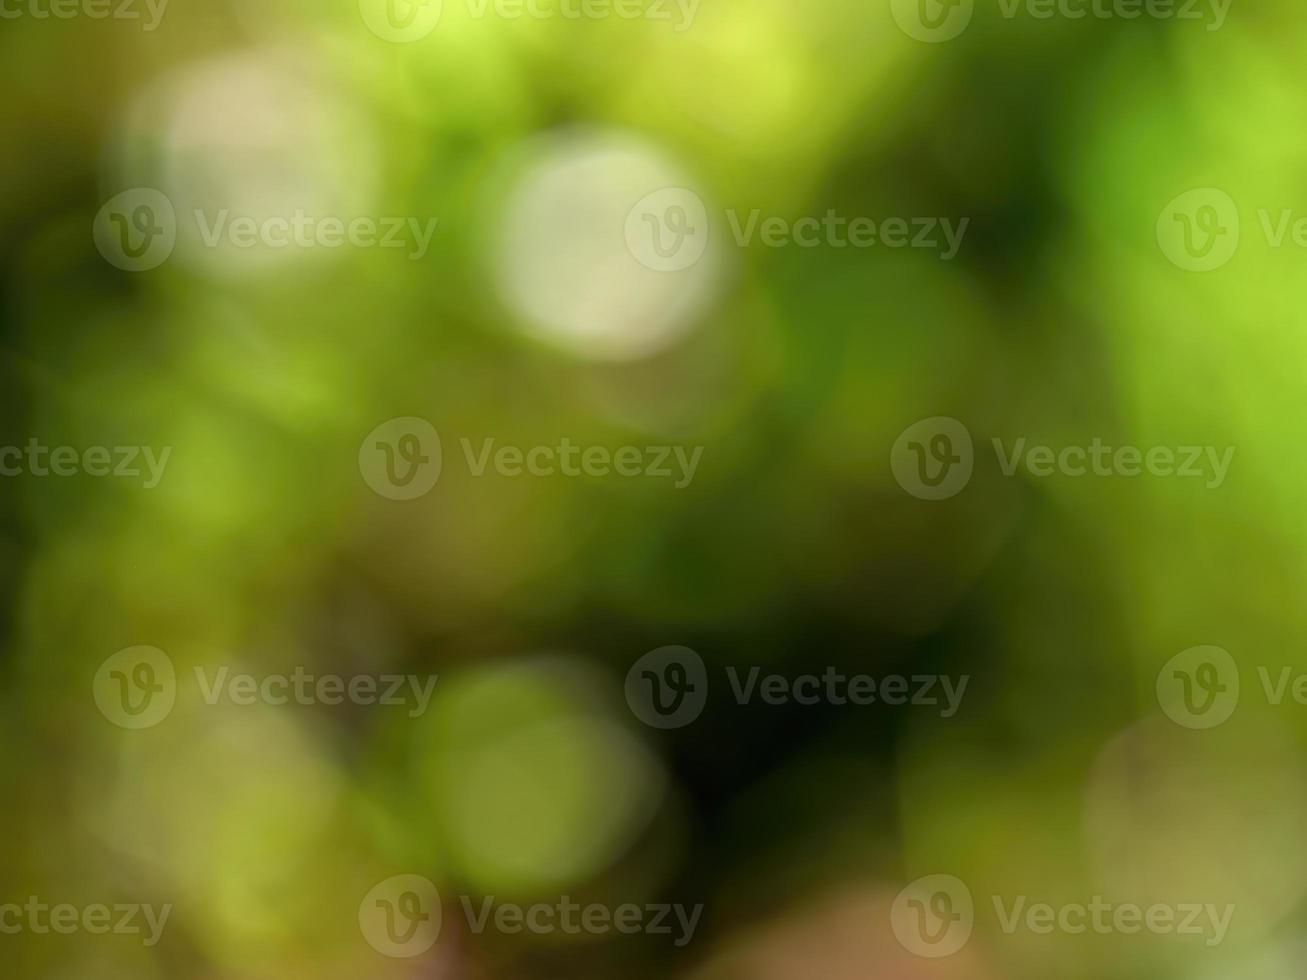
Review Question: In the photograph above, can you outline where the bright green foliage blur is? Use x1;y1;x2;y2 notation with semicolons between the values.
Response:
2;1;1306;979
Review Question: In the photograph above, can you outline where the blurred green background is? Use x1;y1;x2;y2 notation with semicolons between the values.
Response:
2;0;1306;978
